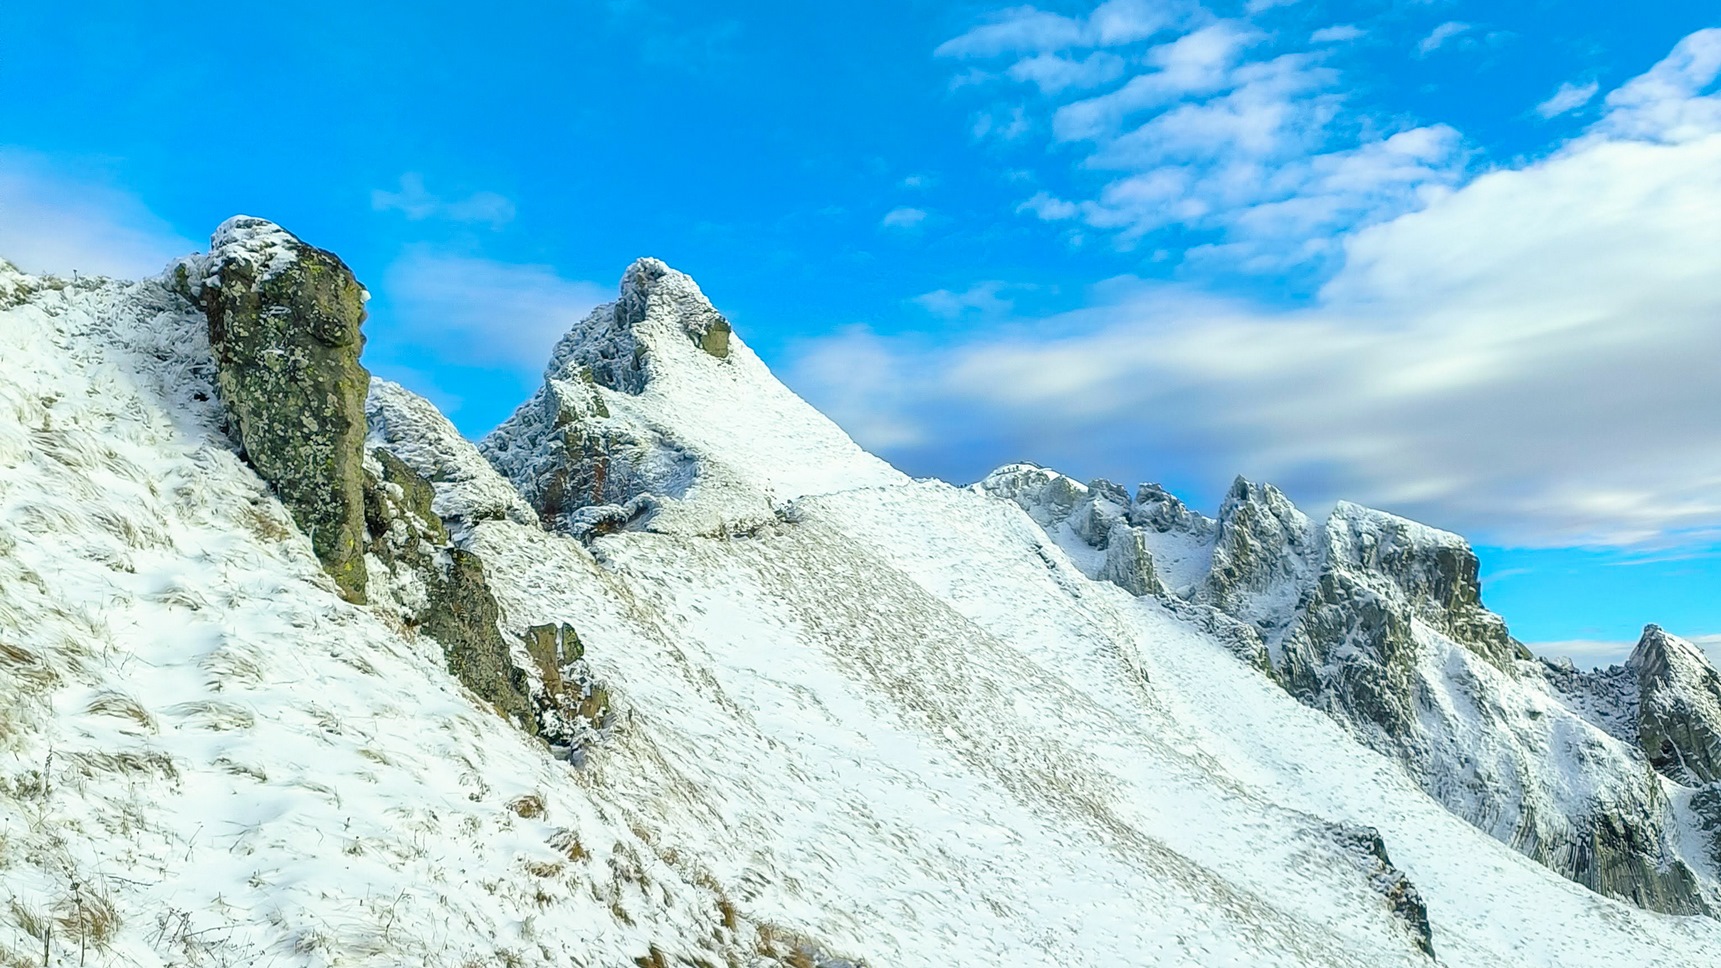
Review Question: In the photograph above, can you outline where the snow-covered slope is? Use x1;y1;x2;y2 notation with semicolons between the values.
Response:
4;227;1721;967
981;463;1720;914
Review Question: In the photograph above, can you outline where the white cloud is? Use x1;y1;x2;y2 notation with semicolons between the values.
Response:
880;207;929;230
936;1;1189;59
913;282;1017;318
935;7;1088;58
1596;28;1721;142
786;42;1721;548
1536;80;1600;119
943;7;1470;265
1416;21;1471;56
1524;640;1635;669
372;173;516;228
0;152;193;279
377;250;609;373
1008;52;1127;94
1532;632;1721;670
783;327;928;450
1696;634;1721;670
1310;25;1363;44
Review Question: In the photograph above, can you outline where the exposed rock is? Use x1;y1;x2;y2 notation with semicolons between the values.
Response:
1328;823;1434;959
189;216;371;603
421;549;533;725
365;378;538;528
1629;625;1721;785
522;622;612;750
483;362;686;536
482;258;813;540
1196;478;1319;642
362;449;533;729
1564;805;1710;915
1098;523;1164;598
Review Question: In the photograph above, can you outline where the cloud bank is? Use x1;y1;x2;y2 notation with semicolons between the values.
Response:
788;29;1721;550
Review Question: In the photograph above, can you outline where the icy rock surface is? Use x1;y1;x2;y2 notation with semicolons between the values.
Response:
1630;626;1721;785
983;463;1717;914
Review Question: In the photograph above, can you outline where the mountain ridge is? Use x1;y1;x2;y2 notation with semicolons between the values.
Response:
1;217;1718;966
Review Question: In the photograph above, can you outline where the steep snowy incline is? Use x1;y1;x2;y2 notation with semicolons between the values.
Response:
0;263;827;968
418;261;1721;965
481;258;904;537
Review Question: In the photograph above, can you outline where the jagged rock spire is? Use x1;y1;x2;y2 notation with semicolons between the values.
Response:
1629;624;1721;784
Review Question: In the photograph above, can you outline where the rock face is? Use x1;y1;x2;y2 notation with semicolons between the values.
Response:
1629;625;1721;785
982;463;1715;916
361;449;533;727
480;257;902;541
187;217;371;603
364;379;611;749
480;259;722;536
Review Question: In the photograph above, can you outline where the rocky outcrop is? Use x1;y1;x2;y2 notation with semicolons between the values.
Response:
479;260;731;537
183;217;371;603
362;449;533;728
522;622;612;753
1328;823;1434;959
982;462;1716;916
363;380;610;747
1630;625;1721;785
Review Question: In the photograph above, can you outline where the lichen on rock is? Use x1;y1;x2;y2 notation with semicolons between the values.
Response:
190;216;371;603
361;449;534;728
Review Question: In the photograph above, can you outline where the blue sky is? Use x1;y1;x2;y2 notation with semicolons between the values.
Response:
2;1;1717;664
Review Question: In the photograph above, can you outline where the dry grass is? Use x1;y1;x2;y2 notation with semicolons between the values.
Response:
507;794;546;820
85;691;156;731
549;829;589;862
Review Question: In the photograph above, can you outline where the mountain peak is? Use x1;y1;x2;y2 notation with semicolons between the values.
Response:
1628;624;1721;784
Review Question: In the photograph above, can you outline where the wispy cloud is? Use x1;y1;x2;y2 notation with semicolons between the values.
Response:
1536;80;1600;119
1524;639;1635;669
0;151;192;278
1310;25;1363;45
787;35;1721;550
938;7;1469;270
1416;21;1471;57
912;281;1018;318
880;206;929;230
377;249;609;373
1595;28;1721;142
935;1;1188;59
372;173;516;228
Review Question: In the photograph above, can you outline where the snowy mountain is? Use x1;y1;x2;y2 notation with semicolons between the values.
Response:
2;217;1720;967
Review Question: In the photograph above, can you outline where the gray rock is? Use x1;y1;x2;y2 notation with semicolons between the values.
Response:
1629;624;1721;785
1328;823;1434;959
190;217;371;603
